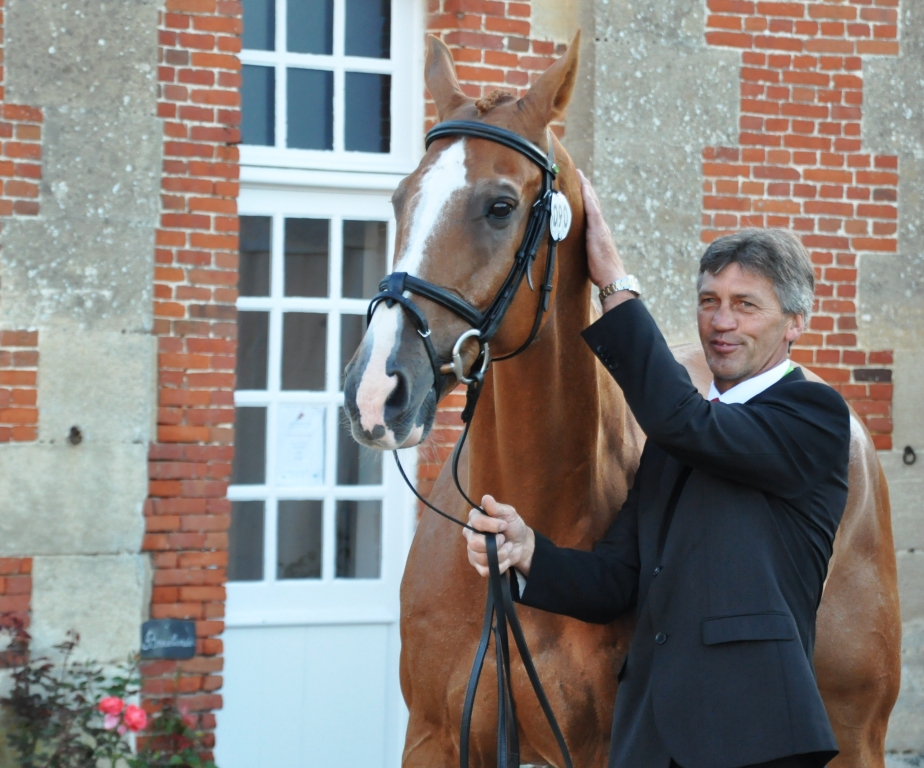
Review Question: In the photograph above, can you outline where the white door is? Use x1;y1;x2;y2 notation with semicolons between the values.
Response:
217;191;416;768
217;0;423;764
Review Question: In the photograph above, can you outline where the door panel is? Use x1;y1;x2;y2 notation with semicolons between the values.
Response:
216;189;414;768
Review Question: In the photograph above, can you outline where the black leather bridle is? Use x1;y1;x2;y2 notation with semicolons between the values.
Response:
366;120;574;768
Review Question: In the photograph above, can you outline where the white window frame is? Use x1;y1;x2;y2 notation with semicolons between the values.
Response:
228;188;417;628
240;0;424;178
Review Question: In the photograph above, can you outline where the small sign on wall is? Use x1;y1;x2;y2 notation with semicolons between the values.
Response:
276;404;325;486
140;619;197;660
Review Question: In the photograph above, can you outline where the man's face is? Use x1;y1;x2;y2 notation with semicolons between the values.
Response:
697;262;805;392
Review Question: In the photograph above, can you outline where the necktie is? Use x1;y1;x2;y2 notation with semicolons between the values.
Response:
711;397;720;402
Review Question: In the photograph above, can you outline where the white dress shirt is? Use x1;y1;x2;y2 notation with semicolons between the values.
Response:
515;358;797;596
707;358;794;404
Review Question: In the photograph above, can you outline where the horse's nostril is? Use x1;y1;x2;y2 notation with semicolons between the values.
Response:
385;371;409;413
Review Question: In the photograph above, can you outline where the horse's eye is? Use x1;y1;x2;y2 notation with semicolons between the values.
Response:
488;201;514;219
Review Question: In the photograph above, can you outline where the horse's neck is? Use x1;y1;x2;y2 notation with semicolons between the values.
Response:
466;245;638;545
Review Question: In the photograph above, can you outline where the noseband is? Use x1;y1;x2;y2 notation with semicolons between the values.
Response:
365;121;575;768
367;120;571;420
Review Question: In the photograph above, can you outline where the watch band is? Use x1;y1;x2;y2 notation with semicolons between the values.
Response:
598;275;641;302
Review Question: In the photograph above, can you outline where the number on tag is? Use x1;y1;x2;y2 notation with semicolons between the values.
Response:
549;191;572;242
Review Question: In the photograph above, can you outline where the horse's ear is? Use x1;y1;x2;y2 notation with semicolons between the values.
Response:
425;35;472;121
517;30;581;126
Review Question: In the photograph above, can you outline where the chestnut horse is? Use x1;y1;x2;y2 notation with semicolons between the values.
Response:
342;34;901;768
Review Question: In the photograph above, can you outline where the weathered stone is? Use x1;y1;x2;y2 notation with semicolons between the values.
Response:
0;443;147;556
887;618;924;753
5;0;159;110
587;0;738;344
30;554;150;662
531;0;579;44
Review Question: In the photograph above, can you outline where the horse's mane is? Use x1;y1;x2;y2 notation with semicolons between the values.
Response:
476;89;516;114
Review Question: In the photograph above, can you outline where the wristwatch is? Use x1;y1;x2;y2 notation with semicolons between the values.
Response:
598;275;641;303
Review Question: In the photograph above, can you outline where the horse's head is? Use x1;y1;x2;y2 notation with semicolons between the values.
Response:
343;33;581;449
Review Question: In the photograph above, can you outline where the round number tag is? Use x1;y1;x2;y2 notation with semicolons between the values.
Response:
549;191;572;242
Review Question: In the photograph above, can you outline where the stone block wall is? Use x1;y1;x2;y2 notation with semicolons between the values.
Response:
0;0;159;667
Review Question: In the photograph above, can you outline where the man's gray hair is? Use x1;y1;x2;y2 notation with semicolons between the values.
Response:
697;229;815;322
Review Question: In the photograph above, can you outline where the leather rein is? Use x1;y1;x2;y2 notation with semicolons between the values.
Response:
366;120;575;768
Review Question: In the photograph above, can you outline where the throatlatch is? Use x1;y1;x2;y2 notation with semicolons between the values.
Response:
367;120;574;768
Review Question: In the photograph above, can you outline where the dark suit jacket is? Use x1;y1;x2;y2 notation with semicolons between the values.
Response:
517;299;850;768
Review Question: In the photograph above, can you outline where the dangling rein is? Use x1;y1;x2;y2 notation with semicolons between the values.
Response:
368;120;575;768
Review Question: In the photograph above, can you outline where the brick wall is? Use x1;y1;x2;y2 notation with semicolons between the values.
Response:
0;330;37;443
144;0;241;748
0;557;30;668
0;0;41;444
702;0;899;449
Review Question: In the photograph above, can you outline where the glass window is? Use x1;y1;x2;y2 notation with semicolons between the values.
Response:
231;208;390;585
336;500;382;578
342;220;387;299
228;500;265;581
277;500;323;579
282;313;327;390
239;216;272;297
345;0;391;59
242;65;275;147
242;0;275;50
285;219;329;297
287;0;334;55
345;74;390;153
287;69;334;151
240;0;397;156
231;407;267;485
236;311;269;390
337;408;382;485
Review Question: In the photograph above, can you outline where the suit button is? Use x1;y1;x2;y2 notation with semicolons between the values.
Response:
655;632;667;645
596;345;606;354
653;566;662;576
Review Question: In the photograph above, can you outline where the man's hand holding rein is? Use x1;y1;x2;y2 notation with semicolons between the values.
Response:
464;495;536;578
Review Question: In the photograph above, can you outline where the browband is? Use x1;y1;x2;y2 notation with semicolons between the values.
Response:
425;120;558;179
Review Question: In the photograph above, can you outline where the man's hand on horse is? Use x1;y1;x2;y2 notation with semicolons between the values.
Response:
578;170;636;312
464;495;536;578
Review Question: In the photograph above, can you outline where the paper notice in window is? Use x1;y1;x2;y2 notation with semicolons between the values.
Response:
276;404;325;486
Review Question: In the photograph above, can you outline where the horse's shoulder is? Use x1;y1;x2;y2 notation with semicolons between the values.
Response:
670;342;712;397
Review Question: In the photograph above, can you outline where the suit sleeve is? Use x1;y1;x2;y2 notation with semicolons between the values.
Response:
515;481;641;625
581;299;850;500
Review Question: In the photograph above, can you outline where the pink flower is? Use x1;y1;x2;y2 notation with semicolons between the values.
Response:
123;704;148;732
97;696;125;716
103;713;120;731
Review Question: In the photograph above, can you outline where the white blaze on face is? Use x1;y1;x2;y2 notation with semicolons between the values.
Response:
354;140;470;443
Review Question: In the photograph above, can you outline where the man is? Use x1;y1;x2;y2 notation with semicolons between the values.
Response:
464;171;850;768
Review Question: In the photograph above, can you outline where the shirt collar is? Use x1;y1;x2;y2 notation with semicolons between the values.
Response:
707;358;794;405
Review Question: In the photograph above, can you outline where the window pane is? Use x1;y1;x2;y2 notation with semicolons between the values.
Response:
336;500;382;578
236;311;269;390
231;407;267;484
345;0;390;59
287;0;333;54
285;218;329;297
345;73;390;153
242;0;275;50
338;408;382;485
229;501;265;581
342;220;387;298
276;404;325;486
242;65;275;146
287;69;333;150
277;500;323;579
282;313;327;390
340;314;365;379
239;216;271;297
